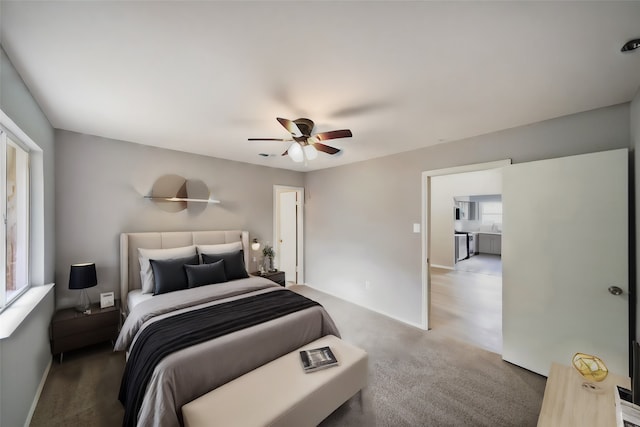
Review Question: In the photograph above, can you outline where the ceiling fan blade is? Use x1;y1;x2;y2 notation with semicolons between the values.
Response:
312;142;341;155
248;138;292;141
312;129;353;141
276;117;303;137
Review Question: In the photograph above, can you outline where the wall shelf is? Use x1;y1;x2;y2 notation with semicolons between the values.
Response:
144;196;220;204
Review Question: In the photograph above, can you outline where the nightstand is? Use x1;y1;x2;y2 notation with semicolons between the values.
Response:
50;299;120;362
251;270;286;287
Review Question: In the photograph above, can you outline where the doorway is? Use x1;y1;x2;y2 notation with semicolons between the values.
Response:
273;185;304;285
424;162;509;354
421;160;511;334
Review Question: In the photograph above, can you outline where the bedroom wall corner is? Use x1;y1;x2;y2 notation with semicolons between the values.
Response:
54;130;304;309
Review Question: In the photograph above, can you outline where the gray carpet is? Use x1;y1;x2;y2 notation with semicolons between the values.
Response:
31;285;545;426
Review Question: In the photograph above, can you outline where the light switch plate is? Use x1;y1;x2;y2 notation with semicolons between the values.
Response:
413;223;420;233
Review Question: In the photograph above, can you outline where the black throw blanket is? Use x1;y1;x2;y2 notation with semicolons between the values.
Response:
118;290;320;427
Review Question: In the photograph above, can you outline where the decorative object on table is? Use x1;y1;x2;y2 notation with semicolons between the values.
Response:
100;291;115;309
69;262;98;313
144;174;220;214
262;244;275;272
300;346;339;373
572;352;609;389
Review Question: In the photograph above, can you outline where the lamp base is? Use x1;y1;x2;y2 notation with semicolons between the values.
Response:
74;289;91;313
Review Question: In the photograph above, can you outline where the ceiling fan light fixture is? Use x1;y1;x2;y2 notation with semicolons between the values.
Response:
288;142;304;162
251;117;352;163
621;39;640;52
303;144;318;160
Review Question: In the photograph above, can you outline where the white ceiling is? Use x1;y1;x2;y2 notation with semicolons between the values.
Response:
1;1;639;172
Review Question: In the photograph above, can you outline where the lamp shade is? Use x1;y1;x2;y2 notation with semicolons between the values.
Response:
69;263;98;290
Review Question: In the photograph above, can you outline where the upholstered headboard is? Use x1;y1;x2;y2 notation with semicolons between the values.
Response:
120;230;249;313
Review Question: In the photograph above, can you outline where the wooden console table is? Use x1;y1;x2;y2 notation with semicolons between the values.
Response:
537;362;630;426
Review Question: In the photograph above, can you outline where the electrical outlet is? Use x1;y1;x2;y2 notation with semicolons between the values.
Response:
365;280;371;290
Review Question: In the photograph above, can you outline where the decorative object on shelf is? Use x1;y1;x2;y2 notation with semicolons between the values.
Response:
621;39;640;52
144;174;220;214
69;262;98;313
262;244;276;272
100;291;115;309
572;352;609;390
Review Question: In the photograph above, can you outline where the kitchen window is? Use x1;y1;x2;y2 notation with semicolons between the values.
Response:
0;127;30;311
480;201;502;225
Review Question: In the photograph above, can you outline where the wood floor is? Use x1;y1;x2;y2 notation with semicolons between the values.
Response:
455;253;502;276
430;266;502;354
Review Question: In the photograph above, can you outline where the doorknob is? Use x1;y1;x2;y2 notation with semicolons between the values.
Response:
608;286;623;296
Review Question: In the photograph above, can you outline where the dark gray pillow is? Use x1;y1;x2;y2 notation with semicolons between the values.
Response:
201;250;249;281
184;260;227;288
150;254;199;295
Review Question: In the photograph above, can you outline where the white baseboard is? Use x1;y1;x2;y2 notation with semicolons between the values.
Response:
24;356;51;427
301;283;424;330
430;264;453;270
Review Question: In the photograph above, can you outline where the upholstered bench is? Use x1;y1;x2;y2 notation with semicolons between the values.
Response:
182;334;368;427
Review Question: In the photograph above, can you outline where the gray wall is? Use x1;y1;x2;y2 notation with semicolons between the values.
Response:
304;103;631;326
632;88;639;339
0;46;55;427
54;130;304;308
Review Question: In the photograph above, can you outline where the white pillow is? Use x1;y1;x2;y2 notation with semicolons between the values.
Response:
138;245;197;294
197;241;243;256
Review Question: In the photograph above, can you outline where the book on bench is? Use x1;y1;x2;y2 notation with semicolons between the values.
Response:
300;346;338;373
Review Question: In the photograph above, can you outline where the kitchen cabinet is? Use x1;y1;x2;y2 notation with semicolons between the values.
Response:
478;233;501;255
456;201;478;220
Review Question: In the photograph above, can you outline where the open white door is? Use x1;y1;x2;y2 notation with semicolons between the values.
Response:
502;149;628;376
278;191;297;283
274;185;304;284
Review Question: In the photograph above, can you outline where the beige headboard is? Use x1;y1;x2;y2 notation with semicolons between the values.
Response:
120;230;249;313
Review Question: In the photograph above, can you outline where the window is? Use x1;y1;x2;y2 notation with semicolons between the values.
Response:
480;201;502;225
0;128;30;310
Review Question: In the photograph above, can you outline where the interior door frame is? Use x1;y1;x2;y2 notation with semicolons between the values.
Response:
421;159;511;330
273;185;304;284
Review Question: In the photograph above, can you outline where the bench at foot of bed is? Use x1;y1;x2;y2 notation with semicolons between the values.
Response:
181;334;368;427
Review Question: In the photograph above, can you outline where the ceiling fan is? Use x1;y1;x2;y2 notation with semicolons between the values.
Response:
249;117;352;162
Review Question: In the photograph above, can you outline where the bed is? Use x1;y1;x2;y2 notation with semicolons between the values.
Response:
114;230;340;427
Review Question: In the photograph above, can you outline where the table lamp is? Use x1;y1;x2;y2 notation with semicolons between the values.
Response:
69;262;97;312
251;238;263;273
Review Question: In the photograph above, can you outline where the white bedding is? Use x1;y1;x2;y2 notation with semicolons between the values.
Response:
126;289;153;312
